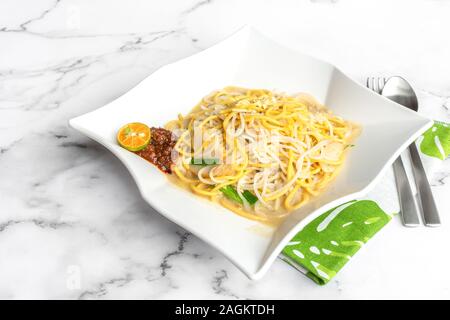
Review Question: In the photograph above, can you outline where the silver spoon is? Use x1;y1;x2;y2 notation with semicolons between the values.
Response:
382;76;441;227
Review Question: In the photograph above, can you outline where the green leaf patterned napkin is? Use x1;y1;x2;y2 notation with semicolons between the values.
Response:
420;121;450;160
280;121;450;285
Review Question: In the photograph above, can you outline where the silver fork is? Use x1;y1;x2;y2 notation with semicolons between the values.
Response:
366;76;420;227
366;77;387;95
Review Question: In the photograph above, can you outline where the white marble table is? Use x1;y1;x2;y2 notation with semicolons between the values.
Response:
1;0;449;299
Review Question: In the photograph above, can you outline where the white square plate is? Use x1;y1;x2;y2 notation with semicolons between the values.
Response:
70;27;432;280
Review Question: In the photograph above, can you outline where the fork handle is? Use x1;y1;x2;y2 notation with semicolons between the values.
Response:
409;143;441;227
392;155;420;227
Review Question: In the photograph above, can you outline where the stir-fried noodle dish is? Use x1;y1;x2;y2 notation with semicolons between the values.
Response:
163;86;359;223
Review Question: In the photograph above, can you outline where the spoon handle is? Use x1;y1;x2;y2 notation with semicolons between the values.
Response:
409;143;441;227
392;155;420;227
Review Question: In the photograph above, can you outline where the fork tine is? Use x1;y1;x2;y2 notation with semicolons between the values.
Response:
378;77;385;93
366;76;386;94
367;77;374;91
373;77;379;93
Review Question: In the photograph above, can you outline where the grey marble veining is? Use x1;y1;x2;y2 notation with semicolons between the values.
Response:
1;0;449;299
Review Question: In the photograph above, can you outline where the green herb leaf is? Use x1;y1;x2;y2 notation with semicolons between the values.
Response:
242;190;258;205
220;186;243;204
190;158;219;166
220;186;258;206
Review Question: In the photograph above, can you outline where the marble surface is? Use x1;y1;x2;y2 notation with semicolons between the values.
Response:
1;0;449;299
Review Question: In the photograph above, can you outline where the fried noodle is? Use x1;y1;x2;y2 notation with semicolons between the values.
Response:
165;86;359;223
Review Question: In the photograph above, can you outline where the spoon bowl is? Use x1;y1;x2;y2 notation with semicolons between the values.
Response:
382;76;419;112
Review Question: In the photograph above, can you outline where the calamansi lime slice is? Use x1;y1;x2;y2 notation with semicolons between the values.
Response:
117;122;151;152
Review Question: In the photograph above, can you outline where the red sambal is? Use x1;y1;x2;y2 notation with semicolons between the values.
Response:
135;127;176;174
